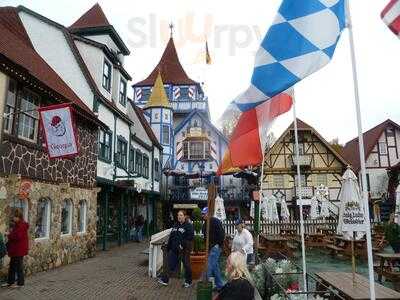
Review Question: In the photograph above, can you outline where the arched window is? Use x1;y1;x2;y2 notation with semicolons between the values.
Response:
35;198;51;239
77;200;87;233
61;199;73;235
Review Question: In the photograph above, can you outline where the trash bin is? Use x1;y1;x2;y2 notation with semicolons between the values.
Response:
196;281;213;300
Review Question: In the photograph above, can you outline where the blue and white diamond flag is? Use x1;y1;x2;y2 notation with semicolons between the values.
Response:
233;0;346;112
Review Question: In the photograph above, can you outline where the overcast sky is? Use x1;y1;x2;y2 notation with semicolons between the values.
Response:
4;0;400;144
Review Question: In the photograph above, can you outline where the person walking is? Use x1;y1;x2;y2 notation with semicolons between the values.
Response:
134;215;145;242
158;210;194;288
231;219;254;265
214;251;257;300
2;209;29;288
202;207;225;291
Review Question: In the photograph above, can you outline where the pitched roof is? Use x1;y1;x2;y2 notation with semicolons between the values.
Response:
69;3;110;29
0;7;102;126
133;37;198;87
129;101;162;150
266;118;349;167
144;72;171;109
343;119;400;172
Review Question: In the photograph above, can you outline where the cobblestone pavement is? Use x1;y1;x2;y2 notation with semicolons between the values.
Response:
0;242;197;300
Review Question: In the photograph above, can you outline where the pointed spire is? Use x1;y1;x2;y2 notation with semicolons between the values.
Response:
169;22;174;38
133;37;197;86
69;3;110;29
144;72;171;109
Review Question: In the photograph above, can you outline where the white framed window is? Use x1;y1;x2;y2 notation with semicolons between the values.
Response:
274;175;284;188
379;142;387;155
119;79;127;106
35;198;51;239
77;200;87;233
162;125;170;145
102;59;112;91
3;79;17;134
18;88;39;142
61;199;73;235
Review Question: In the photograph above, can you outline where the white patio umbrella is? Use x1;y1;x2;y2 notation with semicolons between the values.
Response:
395;185;400;225
264;194;279;222
337;167;367;283
279;197;290;221
214;195;226;221
310;196;320;220
320;198;331;219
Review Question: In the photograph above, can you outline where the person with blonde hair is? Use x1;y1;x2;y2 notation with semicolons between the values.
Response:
214;251;255;300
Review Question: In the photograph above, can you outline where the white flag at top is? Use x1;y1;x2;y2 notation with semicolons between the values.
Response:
39;103;79;159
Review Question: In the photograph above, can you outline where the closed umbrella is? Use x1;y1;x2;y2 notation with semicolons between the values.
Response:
337;167;367;283
395;185;400;225
310;196;320;220
279;197;290;221
214;195;226;221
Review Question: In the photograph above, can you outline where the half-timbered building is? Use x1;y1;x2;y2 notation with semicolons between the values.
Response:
343;119;400;201
262;119;348;219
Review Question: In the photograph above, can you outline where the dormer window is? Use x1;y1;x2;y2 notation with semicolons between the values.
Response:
119;79;127;106
102;60;112;92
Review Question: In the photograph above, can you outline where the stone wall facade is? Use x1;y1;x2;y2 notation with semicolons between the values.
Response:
0;176;98;276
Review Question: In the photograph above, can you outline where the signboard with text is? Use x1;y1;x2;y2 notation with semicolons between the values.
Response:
190;187;208;200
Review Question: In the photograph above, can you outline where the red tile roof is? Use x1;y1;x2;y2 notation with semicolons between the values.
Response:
129;101;162;150
133;37;198;87
343;119;400;172
0;7;101;125
69;3;110;29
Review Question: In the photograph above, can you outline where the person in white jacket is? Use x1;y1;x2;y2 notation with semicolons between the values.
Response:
231;219;254;265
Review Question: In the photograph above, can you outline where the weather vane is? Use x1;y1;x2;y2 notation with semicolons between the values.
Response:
169;22;174;37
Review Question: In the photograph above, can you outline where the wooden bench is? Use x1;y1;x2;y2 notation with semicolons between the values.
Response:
326;244;344;256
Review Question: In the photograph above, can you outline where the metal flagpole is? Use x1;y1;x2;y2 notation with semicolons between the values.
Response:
255;154;265;264
292;99;308;292
346;1;376;298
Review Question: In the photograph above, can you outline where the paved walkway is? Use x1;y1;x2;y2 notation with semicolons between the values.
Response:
0;242;196;300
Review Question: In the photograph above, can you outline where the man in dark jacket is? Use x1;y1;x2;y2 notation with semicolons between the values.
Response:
202;207;225;291
2;209;29;288
158;210;194;288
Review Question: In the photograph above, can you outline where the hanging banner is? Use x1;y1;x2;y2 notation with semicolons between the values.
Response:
38;104;79;159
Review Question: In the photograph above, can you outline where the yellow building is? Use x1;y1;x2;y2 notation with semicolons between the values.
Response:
263;119;349;219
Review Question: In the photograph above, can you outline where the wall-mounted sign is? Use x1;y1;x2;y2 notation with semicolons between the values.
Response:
19;180;32;200
190;187;208;200
189;127;202;137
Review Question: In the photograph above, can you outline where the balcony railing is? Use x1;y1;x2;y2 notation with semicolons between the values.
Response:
290;155;312;168
170;101;207;112
293;186;314;198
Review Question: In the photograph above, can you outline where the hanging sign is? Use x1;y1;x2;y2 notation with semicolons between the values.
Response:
190;187;208;200
342;200;367;232
18;179;32;200
38;103;79;159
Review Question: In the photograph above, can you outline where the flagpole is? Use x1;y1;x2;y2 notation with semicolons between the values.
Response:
292;99;308;293
346;1;376;298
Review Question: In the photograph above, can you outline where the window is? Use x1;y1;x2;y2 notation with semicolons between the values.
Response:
379;142;387;155
274;175;284;188
177;87;189;100
190;141;204;160
182;140;211;160
316;174;328;187
387;128;395;137
141;88;151;101
98;129;112;161
3;79;16;134
143;155;149;178
10;200;28;223
102;60;112;91
119;79;127;106
135;149;142;175
61;199;72;235
129;147;135;172
295;143;305;155
162;125;170;145
77;200;87;233
116;137;128;169
18;88;39;142
294;175;306;187
154;159;160;181
35;198;51;239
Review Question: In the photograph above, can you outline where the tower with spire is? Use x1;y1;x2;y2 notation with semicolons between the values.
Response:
143;72;173;166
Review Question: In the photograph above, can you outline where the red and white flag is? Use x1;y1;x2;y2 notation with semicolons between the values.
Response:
381;0;400;37
39;103;79;159
217;91;293;175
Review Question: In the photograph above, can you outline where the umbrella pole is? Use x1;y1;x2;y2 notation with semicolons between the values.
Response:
352;232;356;285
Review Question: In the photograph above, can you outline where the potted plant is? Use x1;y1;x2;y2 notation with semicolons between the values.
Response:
384;222;400;253
190;207;207;280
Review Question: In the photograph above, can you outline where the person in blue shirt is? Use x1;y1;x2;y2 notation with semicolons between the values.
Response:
158;210;194;288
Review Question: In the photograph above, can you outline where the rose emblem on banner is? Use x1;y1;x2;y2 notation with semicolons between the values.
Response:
50;115;66;137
